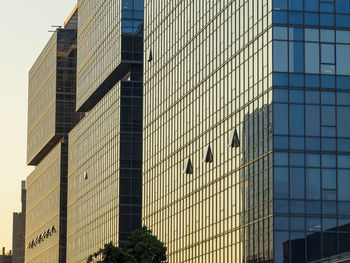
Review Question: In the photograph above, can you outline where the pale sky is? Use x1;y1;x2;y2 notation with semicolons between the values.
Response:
0;0;76;251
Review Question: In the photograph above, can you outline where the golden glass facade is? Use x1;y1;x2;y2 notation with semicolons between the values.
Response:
76;0;143;112
26;10;81;263
27;33;57;165
67;1;144;261
67;83;121;263
27;29;83;165
25;141;68;263
143;0;273;262
67;75;144;262
76;0;122;111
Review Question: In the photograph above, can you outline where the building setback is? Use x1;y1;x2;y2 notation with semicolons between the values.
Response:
25;7;83;263
142;0;350;262
66;0;144;262
12;181;26;263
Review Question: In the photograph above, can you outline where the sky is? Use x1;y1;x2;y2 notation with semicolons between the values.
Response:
0;0;76;251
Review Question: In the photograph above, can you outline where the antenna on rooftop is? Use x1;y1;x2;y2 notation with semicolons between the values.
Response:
48;25;62;32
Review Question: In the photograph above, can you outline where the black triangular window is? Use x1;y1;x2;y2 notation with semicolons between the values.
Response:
229;129;240;148
184;157;193;174
83;171;88;180
203;145;213;163
148;49;153;62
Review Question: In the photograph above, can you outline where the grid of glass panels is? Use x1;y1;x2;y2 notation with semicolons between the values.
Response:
143;0;273;262
272;0;350;262
27;33;57;164
76;0;143;111
25;142;64;263
76;0;122;110
27;29;82;165
67;83;121;263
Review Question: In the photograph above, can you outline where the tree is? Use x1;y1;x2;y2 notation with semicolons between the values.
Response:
125;226;167;263
87;226;167;263
87;242;130;263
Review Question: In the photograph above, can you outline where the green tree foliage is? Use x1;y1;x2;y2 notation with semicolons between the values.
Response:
125;226;167;263
87;226;167;263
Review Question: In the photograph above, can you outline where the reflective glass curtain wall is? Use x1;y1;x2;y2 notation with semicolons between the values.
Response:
143;0;274;262
272;0;350;262
67;0;143;262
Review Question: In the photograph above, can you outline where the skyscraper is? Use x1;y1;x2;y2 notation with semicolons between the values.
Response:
12;181;26;263
25;7;83;263
66;0;144;261
142;0;350;262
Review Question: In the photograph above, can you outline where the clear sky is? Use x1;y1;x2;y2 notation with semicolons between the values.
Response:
0;0;76;251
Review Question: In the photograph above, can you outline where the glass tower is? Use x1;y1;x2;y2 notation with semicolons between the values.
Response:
25;8;82;263
143;0;350;262
273;0;350;262
66;0;144;262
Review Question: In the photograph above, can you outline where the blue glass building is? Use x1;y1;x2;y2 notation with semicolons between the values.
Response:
273;0;350;261
143;0;350;262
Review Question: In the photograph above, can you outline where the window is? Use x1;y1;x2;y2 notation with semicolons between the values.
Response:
337;106;350;137
321;44;335;74
337;45;350;75
305;43;320;74
274;41;288;72
274;104;289;135
290;168;305;199
289;42;304;72
306;168;320;200
290;104;304;135
305;0;319;11
338;170;350;200
274;167;289;198
306;105;320;136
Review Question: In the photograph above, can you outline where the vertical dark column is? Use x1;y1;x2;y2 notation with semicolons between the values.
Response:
59;137;68;263
118;0;144;246
119;64;143;246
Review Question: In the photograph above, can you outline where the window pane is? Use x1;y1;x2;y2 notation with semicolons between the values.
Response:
305;29;319;41
289;42;304;72
274;41;288;72
322;169;336;189
321;30;335;42
321;44;335;64
289;0;303;10
305;0;319;11
289;27;304;41
338;155;350;168
274;231;289;263
338;170;350;200
305;43;320;74
273;0;287;9
337;106;350;137
290;104;304;135
274;27;288;40
336;30;350;43
321;106;335;126
306;168;320;200
291;168;305;199
323;233;337;258
306;105;320;136
336;0;350;13
274;104;289;135
274;167;289;198
337;44;350;75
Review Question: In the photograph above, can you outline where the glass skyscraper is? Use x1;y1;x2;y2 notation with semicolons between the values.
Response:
66;0;144;262
25;8;82;263
143;0;350;262
273;0;350;262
